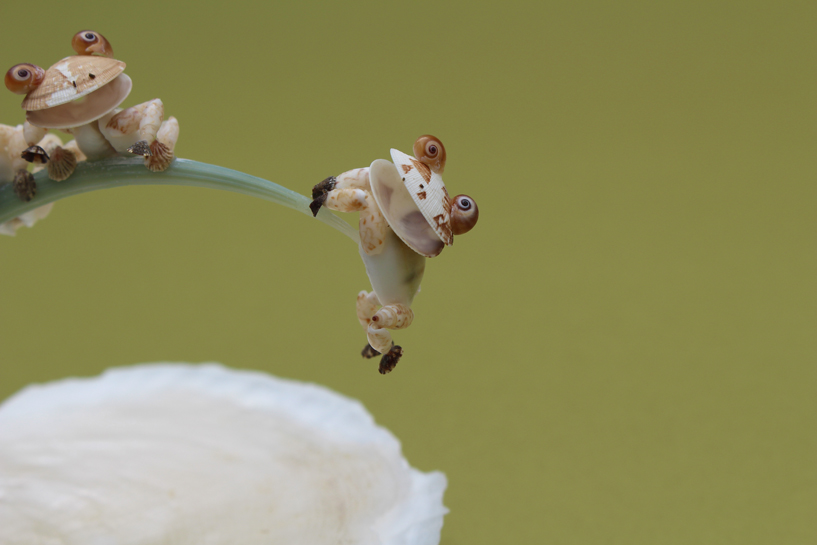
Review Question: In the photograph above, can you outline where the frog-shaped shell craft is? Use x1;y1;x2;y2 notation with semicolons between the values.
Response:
310;135;479;373
4;30;179;199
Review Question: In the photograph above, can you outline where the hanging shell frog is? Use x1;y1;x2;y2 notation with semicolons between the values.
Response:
4;30;179;184
310;135;479;374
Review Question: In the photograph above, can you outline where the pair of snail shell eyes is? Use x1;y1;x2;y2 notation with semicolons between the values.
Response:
4;31;111;95
411;135;479;230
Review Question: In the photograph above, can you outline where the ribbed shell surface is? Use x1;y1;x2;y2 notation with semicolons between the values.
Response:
21;56;126;111
389;149;453;247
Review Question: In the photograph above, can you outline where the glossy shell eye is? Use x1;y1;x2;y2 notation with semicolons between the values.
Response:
4;63;45;95
455;195;473;211
72;30;114;57
450;194;479;236
413;135;447;174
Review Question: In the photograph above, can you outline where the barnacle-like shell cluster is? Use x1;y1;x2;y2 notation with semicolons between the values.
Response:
0;123;56;234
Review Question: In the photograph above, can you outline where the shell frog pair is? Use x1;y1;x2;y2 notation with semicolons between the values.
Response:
310;135;479;374
3;30;179;201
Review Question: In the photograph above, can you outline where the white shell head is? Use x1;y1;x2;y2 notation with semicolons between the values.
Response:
370;158;446;257
371;135;479;257
372;135;477;258
10;30;130;129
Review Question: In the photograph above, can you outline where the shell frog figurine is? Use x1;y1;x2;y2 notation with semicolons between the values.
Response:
4;30;179;188
310;135;479;374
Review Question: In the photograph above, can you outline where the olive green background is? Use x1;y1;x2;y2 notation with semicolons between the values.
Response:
1;1;814;543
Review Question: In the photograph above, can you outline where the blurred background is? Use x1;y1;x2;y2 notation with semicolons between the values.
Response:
1;0;814;543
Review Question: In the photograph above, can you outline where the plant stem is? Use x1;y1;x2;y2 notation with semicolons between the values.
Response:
0;158;359;243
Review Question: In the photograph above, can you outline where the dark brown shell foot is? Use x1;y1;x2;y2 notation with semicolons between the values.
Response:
361;343;380;359
378;345;403;375
47;146;77;182
21;145;49;164
13;170;36;202
309;176;336;217
127;140;152;158
146;140;173;172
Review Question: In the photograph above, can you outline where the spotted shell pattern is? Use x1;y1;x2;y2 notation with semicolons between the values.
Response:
389;148;453;246
21;56;126;111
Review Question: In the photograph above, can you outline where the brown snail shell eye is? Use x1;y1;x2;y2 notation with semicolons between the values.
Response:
4;63;45;94
450;194;479;236
413;134;447;174
72;30;114;57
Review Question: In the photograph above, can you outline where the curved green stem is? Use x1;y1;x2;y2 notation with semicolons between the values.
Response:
0;158;359;243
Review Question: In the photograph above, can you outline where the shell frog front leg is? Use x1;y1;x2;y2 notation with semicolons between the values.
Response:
310;167;390;255
98;99;180;172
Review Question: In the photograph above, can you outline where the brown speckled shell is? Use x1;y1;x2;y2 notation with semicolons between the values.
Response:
47;146;78;181
146;141;173;172
21;56;126;111
388;149;453;247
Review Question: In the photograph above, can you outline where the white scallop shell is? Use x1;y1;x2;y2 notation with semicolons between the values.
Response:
21;55;126;111
389;149;453;247
370;158;446;257
26;73;132;129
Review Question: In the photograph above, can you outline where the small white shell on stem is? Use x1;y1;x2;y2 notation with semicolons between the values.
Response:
0;124;28;179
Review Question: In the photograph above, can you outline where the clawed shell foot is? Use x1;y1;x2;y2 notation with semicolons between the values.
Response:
13;170;36;202
378;345;403;375
47;146;77;182
309;176;337;217
361;343;380;359
145;140;173;172
127;140;152;158
21;145;49;164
